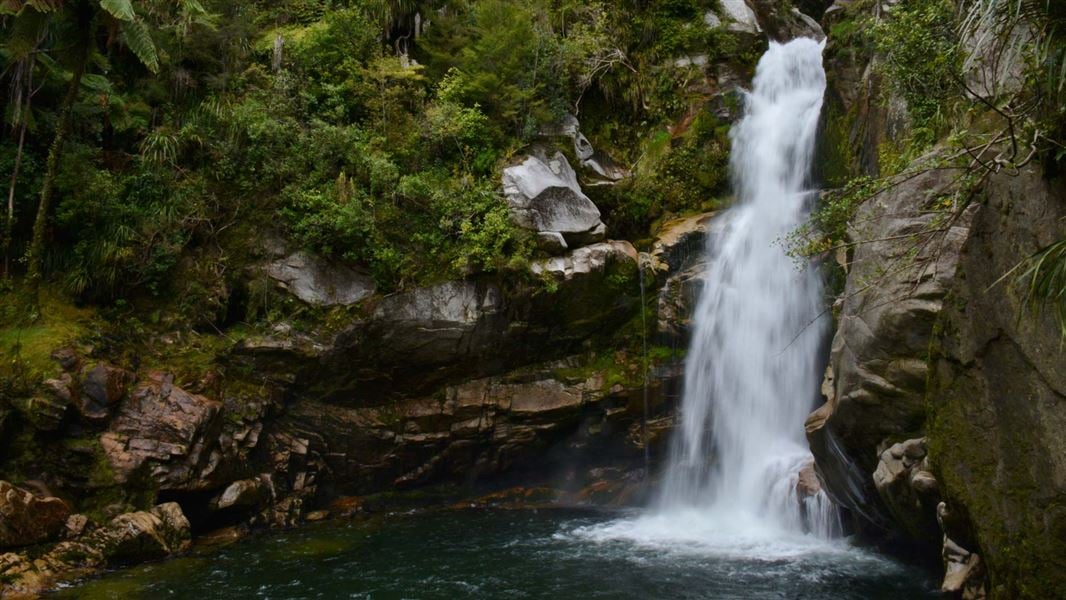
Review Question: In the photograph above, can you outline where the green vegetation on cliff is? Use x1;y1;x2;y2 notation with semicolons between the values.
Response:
0;0;739;306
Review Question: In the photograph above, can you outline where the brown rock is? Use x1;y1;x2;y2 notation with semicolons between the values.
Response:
212;478;268;511
77;363;134;421
0;503;190;597
796;460;823;498
101;372;223;490
0;481;71;550
63;514;88;539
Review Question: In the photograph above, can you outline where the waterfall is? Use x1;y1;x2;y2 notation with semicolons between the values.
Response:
657;37;838;537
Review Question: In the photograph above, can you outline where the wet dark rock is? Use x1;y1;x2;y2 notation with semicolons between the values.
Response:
806;166;975;526
926;166;1066;597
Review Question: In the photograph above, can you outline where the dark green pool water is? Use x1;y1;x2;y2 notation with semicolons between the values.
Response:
55;509;939;599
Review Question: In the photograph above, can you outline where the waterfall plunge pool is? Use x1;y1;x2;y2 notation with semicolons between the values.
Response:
55;508;939;599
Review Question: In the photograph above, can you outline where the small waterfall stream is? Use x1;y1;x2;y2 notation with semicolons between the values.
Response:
577;37;842;555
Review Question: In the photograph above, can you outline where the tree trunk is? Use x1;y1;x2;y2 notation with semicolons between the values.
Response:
25;47;88;312
3;118;27;279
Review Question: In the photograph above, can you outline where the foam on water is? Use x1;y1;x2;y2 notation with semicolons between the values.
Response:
574;37;843;557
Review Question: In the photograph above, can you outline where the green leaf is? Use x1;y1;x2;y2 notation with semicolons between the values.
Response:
81;73;114;93
121;18;159;73
98;0;135;21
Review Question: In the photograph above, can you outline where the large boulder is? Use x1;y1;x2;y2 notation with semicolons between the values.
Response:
265;250;375;307
502;149;606;251
100;372;223;491
0;481;71;549
102;502;192;562
707;0;762;34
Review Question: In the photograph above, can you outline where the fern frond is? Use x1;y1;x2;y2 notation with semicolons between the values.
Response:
1018;237;1066;337
97;0;134;21
120;17;159;73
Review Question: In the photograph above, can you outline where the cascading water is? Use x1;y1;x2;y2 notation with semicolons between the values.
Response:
657;36;838;537
575;37;842;555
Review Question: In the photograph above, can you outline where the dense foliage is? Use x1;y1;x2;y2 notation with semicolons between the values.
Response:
1;0;737;314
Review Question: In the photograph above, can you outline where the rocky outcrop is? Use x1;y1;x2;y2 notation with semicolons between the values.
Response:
265;250;376;307
100;372;224;490
926;166;1066;598
647;213;720;344
502;149;606;251
747;0;825;41
0;503;190;597
0;482;71;549
246;240;641;402
707;0;761;34
278;353;681;495
539;114;630;184
872;438;940;545
806;165;975;526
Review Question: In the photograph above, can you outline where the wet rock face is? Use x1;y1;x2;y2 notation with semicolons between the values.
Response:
502;149;606;251
747;0;825;41
0;481;71;549
806;166;975;524
647;212;720;345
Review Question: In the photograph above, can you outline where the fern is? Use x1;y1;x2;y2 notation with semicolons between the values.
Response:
1018;238;1066;337
120;17;159;73
97;0;134;22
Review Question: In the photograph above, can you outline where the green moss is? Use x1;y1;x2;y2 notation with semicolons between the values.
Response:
0;287;94;379
926;306;1066;599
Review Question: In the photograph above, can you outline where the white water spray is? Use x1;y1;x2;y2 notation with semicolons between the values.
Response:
657;36;838;537
575;38;840;554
